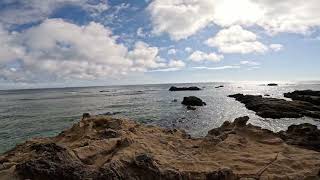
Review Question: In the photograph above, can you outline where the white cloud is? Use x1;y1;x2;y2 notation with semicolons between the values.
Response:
168;59;185;68
269;44;284;52
167;48;177;55
206;25;269;54
147;0;216;40
192;65;240;70
185;47;192;53
240;60;261;66
128;41;166;72
0;19;174;82
0;0;109;25
189;50;223;62
150;59;186;72
148;0;320;40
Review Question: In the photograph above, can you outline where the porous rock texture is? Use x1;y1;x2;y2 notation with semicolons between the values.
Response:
0;116;320;180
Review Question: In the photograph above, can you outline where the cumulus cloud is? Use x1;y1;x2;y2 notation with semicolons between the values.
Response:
168;59;185;68
148;0;320;40
189;50;223;62
0;19;174;82
0;0;109;25
269;44;284;52
149;59;185;72
147;0;216;40
128;41;166;72
206;25;269;54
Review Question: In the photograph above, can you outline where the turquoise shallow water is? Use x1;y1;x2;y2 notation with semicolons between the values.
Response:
1;82;320;153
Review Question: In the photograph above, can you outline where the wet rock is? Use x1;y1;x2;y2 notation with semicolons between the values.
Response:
215;85;224;88
187;105;196;110
267;83;278;86
228;93;320;119
100;112;121;116
169;86;201;91
182;96;206;106
172;99;178;102
278;123;320;152
284;90;320;105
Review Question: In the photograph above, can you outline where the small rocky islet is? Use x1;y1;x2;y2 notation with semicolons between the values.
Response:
1;87;320;179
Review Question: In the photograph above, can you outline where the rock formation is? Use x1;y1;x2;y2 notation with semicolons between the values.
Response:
169;86;201;91
181;96;206;106
0;116;319;179
228;93;320;119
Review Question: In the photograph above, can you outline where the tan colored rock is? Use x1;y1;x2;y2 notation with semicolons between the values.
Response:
0;116;319;180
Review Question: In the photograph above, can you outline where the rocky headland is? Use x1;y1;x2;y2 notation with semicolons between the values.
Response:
0;115;319;180
229;90;320;119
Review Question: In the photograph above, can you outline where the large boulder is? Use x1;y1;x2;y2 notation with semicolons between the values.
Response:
181;96;206;106
169;86;201;91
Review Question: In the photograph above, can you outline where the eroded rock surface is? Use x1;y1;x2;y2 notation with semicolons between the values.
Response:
0;116;320;180
228;93;320;119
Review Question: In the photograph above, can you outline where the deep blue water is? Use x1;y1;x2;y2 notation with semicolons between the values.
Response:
1;82;320;153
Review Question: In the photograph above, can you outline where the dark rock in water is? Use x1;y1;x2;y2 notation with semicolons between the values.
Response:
284;90;320;105
182;96;206;106
267;83;278;86
215;85;224;88
169;86;201;91
100;112;121;116
172;99;178;102
264;94;270;96
99;90;109;93
187;105;196;110
278;123;320;152
82;113;91;120
228;93;320;119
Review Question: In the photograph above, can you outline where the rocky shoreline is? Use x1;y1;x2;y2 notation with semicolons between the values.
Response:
229;90;320;119
0;115;319;180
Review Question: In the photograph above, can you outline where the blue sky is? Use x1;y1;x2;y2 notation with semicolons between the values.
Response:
0;0;319;89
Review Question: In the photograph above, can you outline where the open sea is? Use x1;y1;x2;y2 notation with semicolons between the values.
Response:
1;82;320;153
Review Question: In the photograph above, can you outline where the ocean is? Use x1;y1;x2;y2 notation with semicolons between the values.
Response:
1;82;320;153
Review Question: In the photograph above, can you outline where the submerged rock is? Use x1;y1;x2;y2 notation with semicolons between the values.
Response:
228;93;320;119
215;85;224;88
181;96;206;106
1;115;320;179
169;86;201;91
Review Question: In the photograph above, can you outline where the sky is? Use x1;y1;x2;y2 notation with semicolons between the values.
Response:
0;0;320;89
